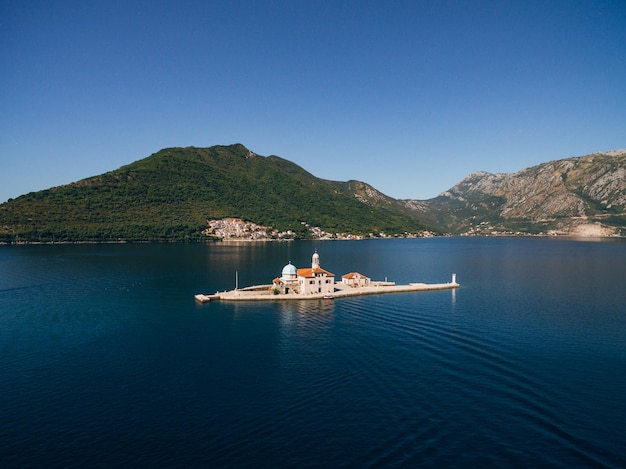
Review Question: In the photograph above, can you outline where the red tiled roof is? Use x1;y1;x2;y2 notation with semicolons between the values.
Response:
342;272;368;279
297;267;335;278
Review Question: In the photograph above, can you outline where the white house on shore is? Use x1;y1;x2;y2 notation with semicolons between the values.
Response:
273;252;335;295
341;272;371;287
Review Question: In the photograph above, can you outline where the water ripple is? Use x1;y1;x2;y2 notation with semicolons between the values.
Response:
2;240;625;467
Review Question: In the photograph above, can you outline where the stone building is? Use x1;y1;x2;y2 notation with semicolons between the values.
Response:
341;272;371;287
273;252;335;295
296;251;335;295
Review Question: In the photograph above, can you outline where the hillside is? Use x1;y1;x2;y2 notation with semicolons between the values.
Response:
2;145;624;243
0;144;432;242
404;150;626;236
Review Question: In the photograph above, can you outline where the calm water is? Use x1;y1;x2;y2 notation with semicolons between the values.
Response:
1;238;625;467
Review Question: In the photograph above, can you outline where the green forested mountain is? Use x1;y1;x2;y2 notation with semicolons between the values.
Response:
0;144;431;242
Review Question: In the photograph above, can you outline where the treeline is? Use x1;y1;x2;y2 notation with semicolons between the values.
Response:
1;223;210;244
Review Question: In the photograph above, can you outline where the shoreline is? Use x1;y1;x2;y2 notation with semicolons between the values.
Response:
3;232;624;246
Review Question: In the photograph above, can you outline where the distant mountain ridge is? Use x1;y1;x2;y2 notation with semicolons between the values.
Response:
404;150;626;236
1;145;624;243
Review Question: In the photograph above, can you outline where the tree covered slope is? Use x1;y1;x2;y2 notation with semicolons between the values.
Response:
0;144;431;242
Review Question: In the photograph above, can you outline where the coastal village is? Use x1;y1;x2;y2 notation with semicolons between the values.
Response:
203;218;437;240
195;251;458;302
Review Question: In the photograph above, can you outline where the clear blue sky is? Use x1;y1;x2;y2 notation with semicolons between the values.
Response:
1;0;625;203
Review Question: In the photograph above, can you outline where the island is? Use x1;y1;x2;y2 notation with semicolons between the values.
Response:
195;251;459;302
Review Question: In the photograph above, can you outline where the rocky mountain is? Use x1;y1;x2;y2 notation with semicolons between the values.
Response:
405;150;626;236
0;144;431;243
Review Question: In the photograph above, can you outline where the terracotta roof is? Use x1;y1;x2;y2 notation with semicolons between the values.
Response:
273;277;284;284
297;267;335;278
342;272;365;279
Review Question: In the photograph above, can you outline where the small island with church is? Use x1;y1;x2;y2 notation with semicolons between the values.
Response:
195;251;459;302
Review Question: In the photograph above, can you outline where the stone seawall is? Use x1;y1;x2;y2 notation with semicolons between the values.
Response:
209;280;459;301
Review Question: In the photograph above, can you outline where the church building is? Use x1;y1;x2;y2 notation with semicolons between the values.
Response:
273;251;335;295
297;251;335;295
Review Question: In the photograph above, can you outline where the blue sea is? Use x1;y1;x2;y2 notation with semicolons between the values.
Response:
1;238;625;467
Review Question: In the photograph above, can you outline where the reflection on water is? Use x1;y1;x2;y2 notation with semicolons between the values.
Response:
277;300;336;337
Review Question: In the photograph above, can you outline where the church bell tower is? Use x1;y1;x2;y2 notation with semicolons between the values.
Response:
312;251;320;270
